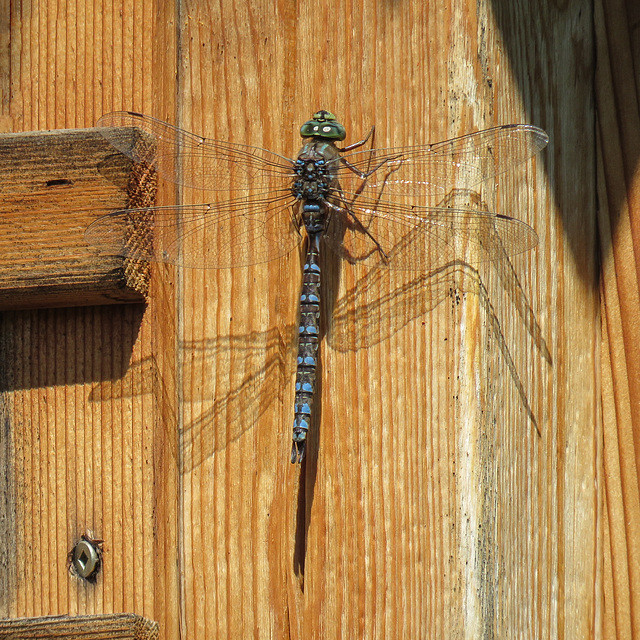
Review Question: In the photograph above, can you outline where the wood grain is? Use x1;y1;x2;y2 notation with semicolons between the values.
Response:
595;0;640;637
0;0;166;631
0;128;151;309
171;1;595;639
0;0;601;639
0;613;158;639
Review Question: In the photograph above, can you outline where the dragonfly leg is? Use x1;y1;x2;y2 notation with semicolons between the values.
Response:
337;124;400;183
340;150;404;186
326;157;404;265
336;125;375;153
326;198;391;264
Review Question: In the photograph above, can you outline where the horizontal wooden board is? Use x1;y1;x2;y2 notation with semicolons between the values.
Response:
0;613;158;639
0;128;153;309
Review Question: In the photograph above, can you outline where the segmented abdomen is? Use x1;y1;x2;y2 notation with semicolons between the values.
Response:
291;233;321;463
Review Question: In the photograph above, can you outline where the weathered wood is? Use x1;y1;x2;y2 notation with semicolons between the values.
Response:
595;0;640;637
0;613;158;639
0;0;600;639
0;128;151;309
171;1;595;639
0;0;165;630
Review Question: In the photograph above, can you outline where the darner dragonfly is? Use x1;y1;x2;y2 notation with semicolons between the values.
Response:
85;110;548;463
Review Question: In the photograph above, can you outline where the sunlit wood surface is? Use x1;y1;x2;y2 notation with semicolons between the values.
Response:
0;0;602;638
0;128;151;309
596;0;640;638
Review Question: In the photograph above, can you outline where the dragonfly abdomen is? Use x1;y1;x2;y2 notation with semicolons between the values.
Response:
291;231;322;463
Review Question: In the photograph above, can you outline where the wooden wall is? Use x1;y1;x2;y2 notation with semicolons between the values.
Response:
0;0;609;638
596;0;640;638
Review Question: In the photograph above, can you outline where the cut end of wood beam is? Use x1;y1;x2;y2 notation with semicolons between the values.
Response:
0;127;158;309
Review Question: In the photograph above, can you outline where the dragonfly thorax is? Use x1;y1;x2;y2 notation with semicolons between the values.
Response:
291;141;341;201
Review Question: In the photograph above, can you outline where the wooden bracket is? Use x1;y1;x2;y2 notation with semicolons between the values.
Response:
0;127;156;310
0;613;159;639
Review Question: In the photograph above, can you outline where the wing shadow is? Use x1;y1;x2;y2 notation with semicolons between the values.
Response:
176;326;296;472
325;189;551;430
87;324;296;473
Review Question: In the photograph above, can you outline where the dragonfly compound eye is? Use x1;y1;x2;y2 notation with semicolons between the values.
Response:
300;113;346;141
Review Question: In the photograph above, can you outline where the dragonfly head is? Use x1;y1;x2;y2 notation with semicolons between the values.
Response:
300;110;346;141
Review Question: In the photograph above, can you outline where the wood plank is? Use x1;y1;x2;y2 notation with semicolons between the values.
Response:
0;0;166;629
0;128;152;309
145;5;181;640
595;0;640;637
0;0;600;638
170;1;596;638
0;613;158;639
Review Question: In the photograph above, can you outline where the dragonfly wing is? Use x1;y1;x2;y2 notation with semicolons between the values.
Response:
336;124;548;202
323;197;538;271
85;192;303;269
97;111;295;193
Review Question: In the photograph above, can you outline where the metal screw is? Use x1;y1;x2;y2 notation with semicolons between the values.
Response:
72;537;101;579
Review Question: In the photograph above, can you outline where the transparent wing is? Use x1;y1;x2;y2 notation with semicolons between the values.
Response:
90;115;544;271
85;190;303;269
97;111;296;193
323;195;538;271
335;125;548;202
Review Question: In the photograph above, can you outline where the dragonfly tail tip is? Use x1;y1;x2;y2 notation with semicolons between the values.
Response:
290;441;306;464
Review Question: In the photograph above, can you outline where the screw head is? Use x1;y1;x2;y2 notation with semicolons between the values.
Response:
72;538;100;579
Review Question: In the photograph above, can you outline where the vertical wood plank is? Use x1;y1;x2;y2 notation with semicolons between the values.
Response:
167;0;595;638
0;0;178;632
595;0;640;637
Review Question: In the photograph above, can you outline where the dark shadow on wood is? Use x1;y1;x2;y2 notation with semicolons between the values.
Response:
490;0;597;280
0;304;145;392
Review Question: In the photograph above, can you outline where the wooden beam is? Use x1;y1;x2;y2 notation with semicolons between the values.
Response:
0;613;159;639
596;0;640;636
0;128;153;310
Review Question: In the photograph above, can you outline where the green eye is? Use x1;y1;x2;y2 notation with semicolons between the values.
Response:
300;110;346;141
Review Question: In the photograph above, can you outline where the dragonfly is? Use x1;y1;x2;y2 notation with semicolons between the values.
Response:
85;110;548;463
